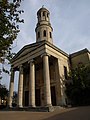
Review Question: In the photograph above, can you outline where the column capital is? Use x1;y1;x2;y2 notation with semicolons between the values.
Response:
28;59;34;64
41;53;50;58
18;64;23;68
18;65;23;74
18;64;23;69
10;66;15;72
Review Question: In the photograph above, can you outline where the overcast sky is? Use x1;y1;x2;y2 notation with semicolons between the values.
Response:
1;0;90;91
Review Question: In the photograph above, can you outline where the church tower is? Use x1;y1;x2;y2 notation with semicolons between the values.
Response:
35;6;53;44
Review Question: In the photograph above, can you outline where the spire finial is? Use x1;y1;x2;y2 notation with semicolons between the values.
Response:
42;5;44;8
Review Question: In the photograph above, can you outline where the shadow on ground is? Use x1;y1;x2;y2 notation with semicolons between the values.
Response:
42;106;90;120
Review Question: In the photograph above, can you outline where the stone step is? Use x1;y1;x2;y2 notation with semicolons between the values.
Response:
1;106;65;112
1;106;54;112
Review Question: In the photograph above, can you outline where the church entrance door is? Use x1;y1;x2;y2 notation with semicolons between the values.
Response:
25;91;29;106
51;86;56;106
35;89;41;106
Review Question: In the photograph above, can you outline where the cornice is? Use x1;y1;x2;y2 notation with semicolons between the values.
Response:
70;48;90;58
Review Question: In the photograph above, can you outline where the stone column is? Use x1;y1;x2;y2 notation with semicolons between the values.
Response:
8;68;14;107
29;59;35;107
18;65;23;107
42;53;52;106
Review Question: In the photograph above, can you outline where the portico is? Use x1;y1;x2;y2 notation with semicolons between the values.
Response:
9;54;53;107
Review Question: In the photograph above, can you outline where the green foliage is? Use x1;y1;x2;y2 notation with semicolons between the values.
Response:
0;84;8;99
0;0;24;78
65;64;90;106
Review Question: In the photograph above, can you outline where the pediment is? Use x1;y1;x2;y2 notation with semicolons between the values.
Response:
11;40;69;63
12;41;44;61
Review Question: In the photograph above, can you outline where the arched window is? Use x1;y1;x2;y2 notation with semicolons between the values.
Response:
64;66;67;79
39;13;41;17
38;32;40;38
47;13;49;17
50;32;52;38
43;30;46;37
43;11;45;16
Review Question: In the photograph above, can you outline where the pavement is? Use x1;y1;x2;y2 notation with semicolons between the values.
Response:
0;106;90;120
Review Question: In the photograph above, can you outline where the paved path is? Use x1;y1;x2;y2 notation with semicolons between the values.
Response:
0;106;90;120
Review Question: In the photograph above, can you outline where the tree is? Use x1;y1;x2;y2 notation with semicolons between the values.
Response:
0;0;24;78
0;84;8;100
65;63;90;106
0;84;8;108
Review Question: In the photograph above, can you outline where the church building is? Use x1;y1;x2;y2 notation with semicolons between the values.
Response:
8;7;90;109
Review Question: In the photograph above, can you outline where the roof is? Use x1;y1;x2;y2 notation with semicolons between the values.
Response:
11;40;69;63
37;7;50;15
70;48;90;58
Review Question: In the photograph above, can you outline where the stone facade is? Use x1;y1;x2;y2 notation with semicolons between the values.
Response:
8;7;90;108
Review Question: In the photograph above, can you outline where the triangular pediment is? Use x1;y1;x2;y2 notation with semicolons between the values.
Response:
11;40;69;64
12;41;45;61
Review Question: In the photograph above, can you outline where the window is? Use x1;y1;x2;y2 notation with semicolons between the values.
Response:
64;66;68;79
50;32;52;38
43;11;45;16
39;13;41;17
43;30;46;37
47;13;49;17
38;32;40;38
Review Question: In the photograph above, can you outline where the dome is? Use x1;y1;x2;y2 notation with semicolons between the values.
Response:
37;6;50;15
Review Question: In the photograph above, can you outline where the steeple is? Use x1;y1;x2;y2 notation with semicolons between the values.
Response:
35;6;53;44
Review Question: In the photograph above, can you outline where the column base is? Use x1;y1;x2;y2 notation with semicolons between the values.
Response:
17;105;23;108
45;105;54;112
29;105;36;107
45;104;52;107
7;105;13;108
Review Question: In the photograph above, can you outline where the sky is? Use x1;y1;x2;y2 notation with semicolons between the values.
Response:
1;0;90;91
